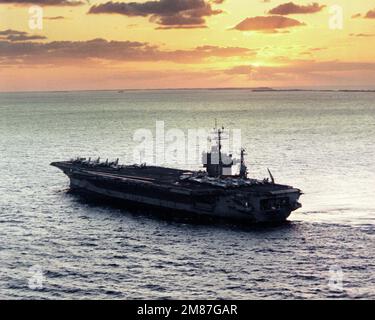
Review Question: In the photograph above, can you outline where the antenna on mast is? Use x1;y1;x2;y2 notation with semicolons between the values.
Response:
218;126;223;170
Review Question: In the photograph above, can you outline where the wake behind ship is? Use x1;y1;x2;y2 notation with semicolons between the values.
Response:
51;127;302;224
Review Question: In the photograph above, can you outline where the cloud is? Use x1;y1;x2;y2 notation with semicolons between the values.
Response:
225;60;375;83
0;29;47;42
0;0;84;5
170;45;255;61
268;2;325;15
300;47;326;55
0;38;255;66
365;9;375;19
233;15;305;33
225;65;255;75
350;33;375;38
352;9;375;19
156;25;208;29
6;34;47;42
88;0;224;29
44;16;66;20
0;29;26;36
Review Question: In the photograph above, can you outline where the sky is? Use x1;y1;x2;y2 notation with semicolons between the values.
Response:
0;0;375;91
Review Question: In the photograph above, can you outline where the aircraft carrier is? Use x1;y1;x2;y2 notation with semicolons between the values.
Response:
51;128;302;224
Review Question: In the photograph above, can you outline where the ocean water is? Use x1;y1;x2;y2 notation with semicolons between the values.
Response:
0;90;374;299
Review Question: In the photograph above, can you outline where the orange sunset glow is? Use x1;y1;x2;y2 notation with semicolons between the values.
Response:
0;0;375;91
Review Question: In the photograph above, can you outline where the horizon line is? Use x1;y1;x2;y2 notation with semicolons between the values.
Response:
1;86;375;94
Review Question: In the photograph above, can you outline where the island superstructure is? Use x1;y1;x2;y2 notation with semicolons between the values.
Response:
51;127;302;223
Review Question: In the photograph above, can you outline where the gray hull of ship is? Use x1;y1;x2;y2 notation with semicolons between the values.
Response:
68;175;300;224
